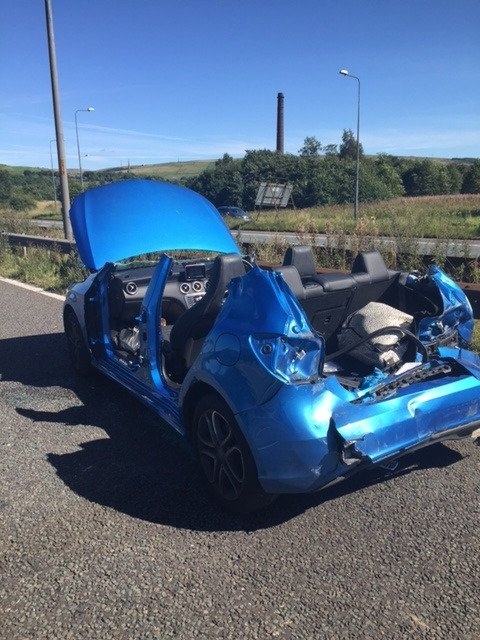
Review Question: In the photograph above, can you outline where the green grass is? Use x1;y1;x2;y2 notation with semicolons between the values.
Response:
0;164;47;175
0;208;65;240
0;237;87;292
30;200;63;220
110;160;214;181
230;194;480;278
240;194;480;240
473;321;480;352
0;207;83;289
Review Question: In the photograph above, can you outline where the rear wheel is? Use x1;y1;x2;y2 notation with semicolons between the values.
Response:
64;311;91;375
192;394;276;513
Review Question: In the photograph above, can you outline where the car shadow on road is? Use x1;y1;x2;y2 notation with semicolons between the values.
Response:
2;331;467;533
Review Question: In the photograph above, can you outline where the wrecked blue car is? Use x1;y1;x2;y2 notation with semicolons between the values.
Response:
64;179;480;512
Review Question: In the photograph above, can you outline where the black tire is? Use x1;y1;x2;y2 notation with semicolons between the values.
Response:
192;394;276;513
64;311;92;375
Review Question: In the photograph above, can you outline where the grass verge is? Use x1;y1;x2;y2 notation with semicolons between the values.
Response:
0;237;87;293
238;194;480;240
472;321;480;352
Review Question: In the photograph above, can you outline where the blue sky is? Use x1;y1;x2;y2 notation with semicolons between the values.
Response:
2;0;480;170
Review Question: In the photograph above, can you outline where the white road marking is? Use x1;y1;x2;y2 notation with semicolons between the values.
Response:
0;276;64;301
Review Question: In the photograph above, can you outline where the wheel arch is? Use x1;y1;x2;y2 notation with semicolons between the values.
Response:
63;303;88;342
63;303;76;326
184;381;277;511
181;381;231;440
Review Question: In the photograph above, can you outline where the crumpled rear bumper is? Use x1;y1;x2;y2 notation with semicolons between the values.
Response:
236;350;480;495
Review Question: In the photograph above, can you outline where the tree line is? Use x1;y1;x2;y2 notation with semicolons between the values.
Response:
1;129;479;211
184;132;480;209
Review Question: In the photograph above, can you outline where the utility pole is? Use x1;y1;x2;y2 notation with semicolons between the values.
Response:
44;0;72;240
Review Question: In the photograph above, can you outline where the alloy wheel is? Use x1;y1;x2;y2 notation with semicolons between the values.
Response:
196;408;246;501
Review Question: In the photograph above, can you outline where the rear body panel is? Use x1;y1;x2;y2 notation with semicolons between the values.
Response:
418;266;474;344
183;268;480;493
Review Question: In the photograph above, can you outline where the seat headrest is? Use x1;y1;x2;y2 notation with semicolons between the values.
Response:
202;253;245;314
283;245;316;277
351;251;388;282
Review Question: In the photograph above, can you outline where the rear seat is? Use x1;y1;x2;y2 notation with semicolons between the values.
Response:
346;250;399;317
282;245;318;289
304;273;355;341
279;245;398;342
279;246;354;340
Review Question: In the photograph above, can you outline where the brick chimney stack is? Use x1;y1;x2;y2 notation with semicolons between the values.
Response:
276;92;284;154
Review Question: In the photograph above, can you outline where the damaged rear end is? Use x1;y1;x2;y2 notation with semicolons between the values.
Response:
185;264;480;495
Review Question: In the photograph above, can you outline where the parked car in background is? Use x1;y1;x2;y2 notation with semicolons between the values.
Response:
64;179;480;513
217;206;251;221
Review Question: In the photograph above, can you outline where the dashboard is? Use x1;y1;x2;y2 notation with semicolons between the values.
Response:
109;259;216;325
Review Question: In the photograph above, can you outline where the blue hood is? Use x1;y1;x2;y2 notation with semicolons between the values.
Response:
70;180;240;270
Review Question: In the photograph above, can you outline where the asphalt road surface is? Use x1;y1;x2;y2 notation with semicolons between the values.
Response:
1;278;479;640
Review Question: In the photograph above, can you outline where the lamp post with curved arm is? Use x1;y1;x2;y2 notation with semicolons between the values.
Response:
75;107;94;189
339;69;360;219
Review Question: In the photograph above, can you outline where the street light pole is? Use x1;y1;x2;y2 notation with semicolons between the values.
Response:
75;107;94;189
49;138;58;214
44;0;72;240
339;69;361;220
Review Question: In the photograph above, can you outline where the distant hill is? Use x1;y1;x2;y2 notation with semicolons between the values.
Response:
0;164;51;174
1;160;215;181
122;160;215;179
84;159;216;181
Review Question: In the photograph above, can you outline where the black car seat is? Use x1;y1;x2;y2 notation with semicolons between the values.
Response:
168;253;245;381
345;250;397;316
282;245;319;288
